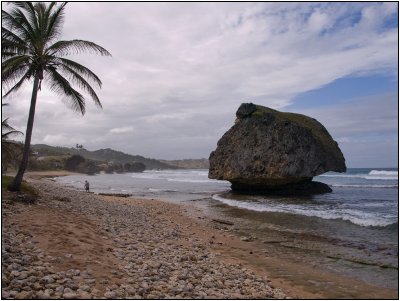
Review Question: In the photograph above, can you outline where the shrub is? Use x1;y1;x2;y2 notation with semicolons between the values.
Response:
64;155;85;171
2;175;39;196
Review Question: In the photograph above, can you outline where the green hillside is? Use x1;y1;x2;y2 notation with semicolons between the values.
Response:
31;144;178;170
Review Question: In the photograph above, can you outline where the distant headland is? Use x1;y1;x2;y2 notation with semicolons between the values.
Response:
19;144;210;175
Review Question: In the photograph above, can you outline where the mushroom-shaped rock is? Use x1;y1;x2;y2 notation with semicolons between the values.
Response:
208;103;346;194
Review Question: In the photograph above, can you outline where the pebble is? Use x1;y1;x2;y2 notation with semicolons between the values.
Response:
62;292;77;299
78;291;92;299
1;178;287;300
15;291;32;299
79;285;91;292
104;291;117;299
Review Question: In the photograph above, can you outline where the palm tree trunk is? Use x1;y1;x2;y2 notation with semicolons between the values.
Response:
8;73;41;191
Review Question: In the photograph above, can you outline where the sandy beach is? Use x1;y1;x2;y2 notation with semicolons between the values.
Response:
2;171;397;299
2;172;288;299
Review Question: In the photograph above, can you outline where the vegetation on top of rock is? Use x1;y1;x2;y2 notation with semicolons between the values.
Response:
248;104;344;163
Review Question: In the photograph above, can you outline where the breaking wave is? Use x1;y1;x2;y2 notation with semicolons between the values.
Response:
320;169;398;181
212;194;397;228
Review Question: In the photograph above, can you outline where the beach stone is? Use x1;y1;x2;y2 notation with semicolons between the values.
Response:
63;287;74;294
15;290;32;299
85;278;96;284
44;288;54;296
78;291;92;299
63;291;77;299
209;103;346;194
104;291;117;299
2;290;11;299
10;270;20;278
91;288;101;296
17;271;28;280
55;285;64;294
41;275;55;284
79;285;91;292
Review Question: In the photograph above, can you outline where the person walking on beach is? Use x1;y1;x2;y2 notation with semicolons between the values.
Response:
84;180;90;192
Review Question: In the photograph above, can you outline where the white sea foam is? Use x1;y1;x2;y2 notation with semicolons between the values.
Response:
148;188;179;193
128;170;226;184
212;194;396;227
365;170;398;180
320;170;398;180
331;184;398;188
369;170;398;176
167;178;224;184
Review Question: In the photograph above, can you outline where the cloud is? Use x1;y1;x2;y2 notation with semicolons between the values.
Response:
294;93;398;137
291;92;398;167
109;126;134;134
3;2;398;165
42;134;70;146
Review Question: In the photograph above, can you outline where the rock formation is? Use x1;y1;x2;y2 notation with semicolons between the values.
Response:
208;103;346;194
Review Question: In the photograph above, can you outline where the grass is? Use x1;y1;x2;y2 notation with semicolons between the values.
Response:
2;175;39;196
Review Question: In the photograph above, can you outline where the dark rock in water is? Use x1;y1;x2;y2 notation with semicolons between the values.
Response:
209;103;346;194
231;181;332;195
97;193;132;197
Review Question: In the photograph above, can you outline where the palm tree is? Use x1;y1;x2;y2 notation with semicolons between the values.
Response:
2;2;111;191
2;104;24;174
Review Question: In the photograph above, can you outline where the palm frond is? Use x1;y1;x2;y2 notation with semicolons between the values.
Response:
3;8;35;43
36;2;50;41
2;55;30;84
45;2;67;42
57;63;102;108
2;26;27;46
2;51;20;60
2;34;28;51
3;67;33;97
47;40;112;57
2;38;29;57
46;67;86;115
55;57;102;88
13;2;36;20
2;129;23;140
2;118;23;139
14;2;38;31
2;140;24;170
2;117;13;131
2;2;110;115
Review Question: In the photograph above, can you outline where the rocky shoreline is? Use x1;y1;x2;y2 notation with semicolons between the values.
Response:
2;177;287;299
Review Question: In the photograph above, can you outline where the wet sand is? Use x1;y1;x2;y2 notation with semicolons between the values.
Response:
189;199;398;299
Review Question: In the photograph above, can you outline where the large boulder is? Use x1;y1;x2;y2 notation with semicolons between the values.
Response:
208;103;346;194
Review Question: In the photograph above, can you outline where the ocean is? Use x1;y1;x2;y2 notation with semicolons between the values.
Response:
55;168;398;228
55;167;398;291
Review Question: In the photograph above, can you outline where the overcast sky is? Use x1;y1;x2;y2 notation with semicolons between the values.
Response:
2;2;398;167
